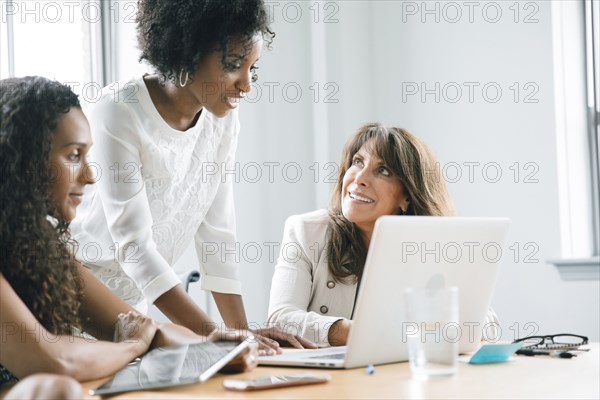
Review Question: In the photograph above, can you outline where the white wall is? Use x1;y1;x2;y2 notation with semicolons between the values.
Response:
366;1;599;340
235;1;599;340
117;1;599;339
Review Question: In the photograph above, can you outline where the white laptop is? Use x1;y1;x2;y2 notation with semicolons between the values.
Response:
258;216;511;369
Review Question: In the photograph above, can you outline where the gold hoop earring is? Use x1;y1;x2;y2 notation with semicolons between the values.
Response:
178;69;190;87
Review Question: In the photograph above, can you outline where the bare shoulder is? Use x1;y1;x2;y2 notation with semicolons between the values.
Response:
0;274;17;299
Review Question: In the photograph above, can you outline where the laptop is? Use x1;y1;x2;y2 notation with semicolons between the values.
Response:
89;339;250;396
258;216;511;369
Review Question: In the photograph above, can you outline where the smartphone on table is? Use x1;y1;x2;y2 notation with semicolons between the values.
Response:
223;373;331;391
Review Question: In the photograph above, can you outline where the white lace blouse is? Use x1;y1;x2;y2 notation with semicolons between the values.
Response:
71;76;241;309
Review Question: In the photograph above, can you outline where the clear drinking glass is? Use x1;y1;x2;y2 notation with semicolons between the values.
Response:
404;287;459;378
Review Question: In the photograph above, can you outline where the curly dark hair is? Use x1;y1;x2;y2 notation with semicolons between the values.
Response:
136;0;275;83
0;76;83;335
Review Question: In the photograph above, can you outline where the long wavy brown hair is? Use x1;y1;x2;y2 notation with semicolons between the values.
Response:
0;76;83;334
327;123;454;283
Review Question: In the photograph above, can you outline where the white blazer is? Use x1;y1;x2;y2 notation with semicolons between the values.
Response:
267;209;355;347
267;209;501;347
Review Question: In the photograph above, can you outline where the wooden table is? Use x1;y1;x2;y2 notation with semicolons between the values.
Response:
80;343;599;399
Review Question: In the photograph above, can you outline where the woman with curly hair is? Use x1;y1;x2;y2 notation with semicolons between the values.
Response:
267;124;500;346
69;0;313;351
0;76;258;399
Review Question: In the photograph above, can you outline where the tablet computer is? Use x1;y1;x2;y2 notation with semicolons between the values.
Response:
89;339;249;396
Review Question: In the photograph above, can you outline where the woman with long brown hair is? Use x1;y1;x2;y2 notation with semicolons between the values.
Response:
267;123;497;347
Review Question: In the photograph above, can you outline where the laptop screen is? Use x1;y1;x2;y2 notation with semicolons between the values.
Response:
90;340;247;396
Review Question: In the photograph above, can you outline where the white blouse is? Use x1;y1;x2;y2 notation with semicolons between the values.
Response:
71;76;241;309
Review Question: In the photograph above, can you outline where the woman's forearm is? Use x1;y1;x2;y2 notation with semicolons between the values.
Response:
39;336;147;381
153;284;216;336
0;276;149;382
212;292;247;329
3;332;146;382
151;323;206;348
327;319;352;347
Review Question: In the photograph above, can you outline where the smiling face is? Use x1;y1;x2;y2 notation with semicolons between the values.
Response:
186;34;263;117
340;139;409;240
48;107;95;221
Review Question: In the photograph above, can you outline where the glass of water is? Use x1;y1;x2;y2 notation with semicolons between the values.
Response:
404;287;459;378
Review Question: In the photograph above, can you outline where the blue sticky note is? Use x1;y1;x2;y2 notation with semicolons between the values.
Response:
468;343;523;364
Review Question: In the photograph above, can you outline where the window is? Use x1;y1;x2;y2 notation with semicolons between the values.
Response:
550;0;600;279
586;0;599;260
1;0;103;104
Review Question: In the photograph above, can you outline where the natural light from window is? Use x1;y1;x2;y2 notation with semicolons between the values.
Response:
1;0;93;100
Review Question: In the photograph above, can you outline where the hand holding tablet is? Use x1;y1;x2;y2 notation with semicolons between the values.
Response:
90;340;250;396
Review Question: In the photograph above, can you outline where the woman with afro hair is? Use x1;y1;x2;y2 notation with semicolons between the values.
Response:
70;0;314;352
0;76;259;399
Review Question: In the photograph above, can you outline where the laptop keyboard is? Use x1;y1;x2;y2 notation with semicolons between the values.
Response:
309;352;345;360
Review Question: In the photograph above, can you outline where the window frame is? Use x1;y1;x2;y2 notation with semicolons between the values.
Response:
549;0;600;280
1;0;110;92
586;0;599;260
